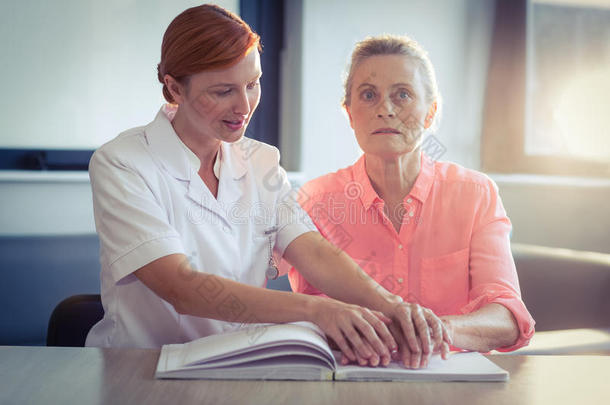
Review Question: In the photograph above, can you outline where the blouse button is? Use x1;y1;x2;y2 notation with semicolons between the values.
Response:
397;278;404;283
398;244;403;250
406;198;413;204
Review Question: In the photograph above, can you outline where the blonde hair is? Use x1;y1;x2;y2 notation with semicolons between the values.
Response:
342;34;442;132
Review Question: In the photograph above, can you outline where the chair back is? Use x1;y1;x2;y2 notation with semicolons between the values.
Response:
512;243;610;331
46;294;104;347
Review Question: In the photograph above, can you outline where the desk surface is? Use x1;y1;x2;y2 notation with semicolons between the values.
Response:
0;346;608;405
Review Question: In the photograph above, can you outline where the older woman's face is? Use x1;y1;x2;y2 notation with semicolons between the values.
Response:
346;55;436;158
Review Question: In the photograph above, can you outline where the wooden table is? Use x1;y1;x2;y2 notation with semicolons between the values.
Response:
0;346;608;405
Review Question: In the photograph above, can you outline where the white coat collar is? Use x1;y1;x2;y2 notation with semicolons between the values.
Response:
144;106;248;182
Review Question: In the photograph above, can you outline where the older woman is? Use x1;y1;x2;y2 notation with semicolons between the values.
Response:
86;6;449;369
287;35;535;366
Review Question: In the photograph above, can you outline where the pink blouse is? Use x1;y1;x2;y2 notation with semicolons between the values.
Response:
284;153;535;351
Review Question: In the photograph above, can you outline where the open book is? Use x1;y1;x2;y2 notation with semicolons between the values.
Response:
155;322;508;382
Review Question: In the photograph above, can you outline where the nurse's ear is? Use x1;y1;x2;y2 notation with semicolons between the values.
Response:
164;74;187;105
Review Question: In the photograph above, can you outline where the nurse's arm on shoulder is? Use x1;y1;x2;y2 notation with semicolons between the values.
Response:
134;250;396;367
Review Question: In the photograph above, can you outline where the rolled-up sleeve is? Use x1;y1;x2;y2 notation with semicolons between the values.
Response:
89;147;185;283
460;177;535;351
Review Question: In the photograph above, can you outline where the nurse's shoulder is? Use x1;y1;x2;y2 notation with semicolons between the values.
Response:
89;125;156;178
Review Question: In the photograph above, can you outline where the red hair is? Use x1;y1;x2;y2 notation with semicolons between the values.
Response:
157;4;261;103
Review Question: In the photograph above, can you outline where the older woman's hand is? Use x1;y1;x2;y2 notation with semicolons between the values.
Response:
386;300;452;368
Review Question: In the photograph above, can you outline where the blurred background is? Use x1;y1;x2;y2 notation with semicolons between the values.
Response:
0;0;608;349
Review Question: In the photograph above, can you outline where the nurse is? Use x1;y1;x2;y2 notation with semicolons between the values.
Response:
86;4;450;368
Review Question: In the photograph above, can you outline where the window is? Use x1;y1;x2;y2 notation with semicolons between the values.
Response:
482;0;610;177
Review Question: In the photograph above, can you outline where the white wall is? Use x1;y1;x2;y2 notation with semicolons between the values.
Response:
0;0;237;149
0;172;95;235
494;175;610;254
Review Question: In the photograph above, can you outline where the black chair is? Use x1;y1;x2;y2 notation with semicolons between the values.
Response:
46;294;104;347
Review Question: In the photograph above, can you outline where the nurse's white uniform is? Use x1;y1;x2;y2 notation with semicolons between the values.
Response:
85;106;315;348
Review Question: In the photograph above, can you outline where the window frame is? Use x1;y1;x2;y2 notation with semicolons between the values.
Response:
239;0;284;149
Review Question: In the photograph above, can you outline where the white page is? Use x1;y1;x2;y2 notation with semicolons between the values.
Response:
160;356;333;381
334;352;509;382
171;345;335;371
172;322;334;368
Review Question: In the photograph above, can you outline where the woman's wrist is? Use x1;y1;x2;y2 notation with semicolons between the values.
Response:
302;294;325;324
440;316;455;338
376;294;404;317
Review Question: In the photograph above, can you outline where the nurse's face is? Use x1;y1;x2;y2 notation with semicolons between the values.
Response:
175;49;262;144
345;54;436;159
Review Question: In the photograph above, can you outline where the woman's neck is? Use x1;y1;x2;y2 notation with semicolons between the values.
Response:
171;107;220;175
365;149;421;204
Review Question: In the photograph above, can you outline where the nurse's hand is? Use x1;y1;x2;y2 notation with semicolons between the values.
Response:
309;296;397;367
386;300;452;368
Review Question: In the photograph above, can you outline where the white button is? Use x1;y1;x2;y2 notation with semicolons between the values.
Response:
223;226;230;233
397;278;404;283
409;211;414;217
398;244;403;250
406;198;412;204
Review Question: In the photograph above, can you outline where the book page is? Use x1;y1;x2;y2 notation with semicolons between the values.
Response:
334;352;509;382
160;356;334;381
171;322;335;369
174;345;335;371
